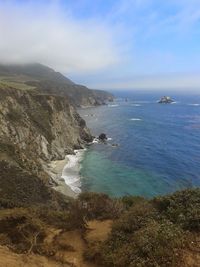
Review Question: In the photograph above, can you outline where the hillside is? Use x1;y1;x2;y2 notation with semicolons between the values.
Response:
0;63;114;107
0;64;199;267
0;188;199;267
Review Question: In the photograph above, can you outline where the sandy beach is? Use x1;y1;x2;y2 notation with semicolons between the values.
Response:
47;157;78;198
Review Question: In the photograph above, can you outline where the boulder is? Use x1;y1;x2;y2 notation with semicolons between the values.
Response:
98;133;107;141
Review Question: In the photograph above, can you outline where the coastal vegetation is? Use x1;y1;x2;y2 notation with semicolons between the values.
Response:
83;189;200;267
0;189;199;266
0;63;199;266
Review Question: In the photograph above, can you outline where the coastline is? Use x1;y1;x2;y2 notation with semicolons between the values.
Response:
47;149;86;198
61;149;86;194
47;157;78;198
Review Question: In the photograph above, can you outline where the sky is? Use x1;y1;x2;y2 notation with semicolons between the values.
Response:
0;0;200;90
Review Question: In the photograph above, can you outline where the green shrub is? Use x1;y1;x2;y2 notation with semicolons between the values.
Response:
111;202;157;236
78;192;124;220
153;188;200;231
121;195;146;209
89;197;191;267
101;220;185;267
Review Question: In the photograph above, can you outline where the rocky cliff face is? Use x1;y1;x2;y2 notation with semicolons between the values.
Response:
0;63;113;203
0;87;92;179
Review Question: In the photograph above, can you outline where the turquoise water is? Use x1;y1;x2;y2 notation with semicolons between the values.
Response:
79;91;200;198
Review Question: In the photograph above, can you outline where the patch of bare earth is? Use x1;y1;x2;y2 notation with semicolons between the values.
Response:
0;245;67;267
85;220;113;243
0;220;112;267
180;235;200;267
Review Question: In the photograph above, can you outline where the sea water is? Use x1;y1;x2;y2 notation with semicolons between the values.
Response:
79;91;200;198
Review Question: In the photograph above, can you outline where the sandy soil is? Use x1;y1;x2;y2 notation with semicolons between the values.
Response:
55;230;97;267
85;220;113;243
180;234;200;267
47;158;77;198
0;245;67;267
0;220;112;267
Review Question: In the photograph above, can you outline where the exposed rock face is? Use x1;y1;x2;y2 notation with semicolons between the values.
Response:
0;87;92;178
0;63;113;202
158;96;174;104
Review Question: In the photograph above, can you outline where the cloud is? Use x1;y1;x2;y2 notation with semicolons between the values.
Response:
88;73;200;91
0;1;119;73
1;0;200;90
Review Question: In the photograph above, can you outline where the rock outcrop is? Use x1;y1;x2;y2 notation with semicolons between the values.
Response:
98;133;107;141
0;86;92;187
158;96;174;104
0;63;113;203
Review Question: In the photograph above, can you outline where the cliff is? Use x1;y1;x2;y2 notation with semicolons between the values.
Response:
0;62;115;205
0;84;93;204
0;63;114;107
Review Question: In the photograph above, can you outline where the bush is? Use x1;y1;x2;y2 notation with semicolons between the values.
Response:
0;208;46;254
121;195;146;209
153;188;200;231
111;201;157;236
101;220;185;267
78;192;124;220
87;198;190;267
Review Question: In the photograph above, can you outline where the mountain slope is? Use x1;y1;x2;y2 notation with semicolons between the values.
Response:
0;63;114;107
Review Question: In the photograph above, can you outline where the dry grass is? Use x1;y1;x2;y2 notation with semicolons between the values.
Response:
0;76;35;90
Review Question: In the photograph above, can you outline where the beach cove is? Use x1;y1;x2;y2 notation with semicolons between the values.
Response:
79;91;200;197
47;91;200;199
47;149;87;198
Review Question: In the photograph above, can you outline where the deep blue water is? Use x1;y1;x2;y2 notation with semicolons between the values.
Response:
79;91;200;198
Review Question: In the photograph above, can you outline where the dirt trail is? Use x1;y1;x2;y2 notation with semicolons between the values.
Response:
86;220;113;243
54;230;97;267
0;220;112;267
0;245;65;267
181;250;200;267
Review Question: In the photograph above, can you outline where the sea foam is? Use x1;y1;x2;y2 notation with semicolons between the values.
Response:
188;104;200;106
108;104;119;107
130;118;142;121
61;149;85;193
131;104;141;107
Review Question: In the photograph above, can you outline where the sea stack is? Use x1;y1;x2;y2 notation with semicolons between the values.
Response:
158;96;174;104
99;133;107;141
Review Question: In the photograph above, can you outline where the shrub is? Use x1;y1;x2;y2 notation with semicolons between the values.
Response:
153;188;200;231
111;202;157;235
89;198;190;267
0;208;46;254
121;195;146;209
101;220;185;267
78;192;123;220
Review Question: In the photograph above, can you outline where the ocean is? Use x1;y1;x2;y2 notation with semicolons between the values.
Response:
78;90;200;198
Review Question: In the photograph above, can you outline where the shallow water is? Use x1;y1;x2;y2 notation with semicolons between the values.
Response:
79;91;200;197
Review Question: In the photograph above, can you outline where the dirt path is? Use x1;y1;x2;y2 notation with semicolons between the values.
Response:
54;230;97;267
0;245;65;267
0;220;112;267
86;220;113;243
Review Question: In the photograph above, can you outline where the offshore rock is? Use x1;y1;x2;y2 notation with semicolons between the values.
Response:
99;133;107;141
158;96;174;104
